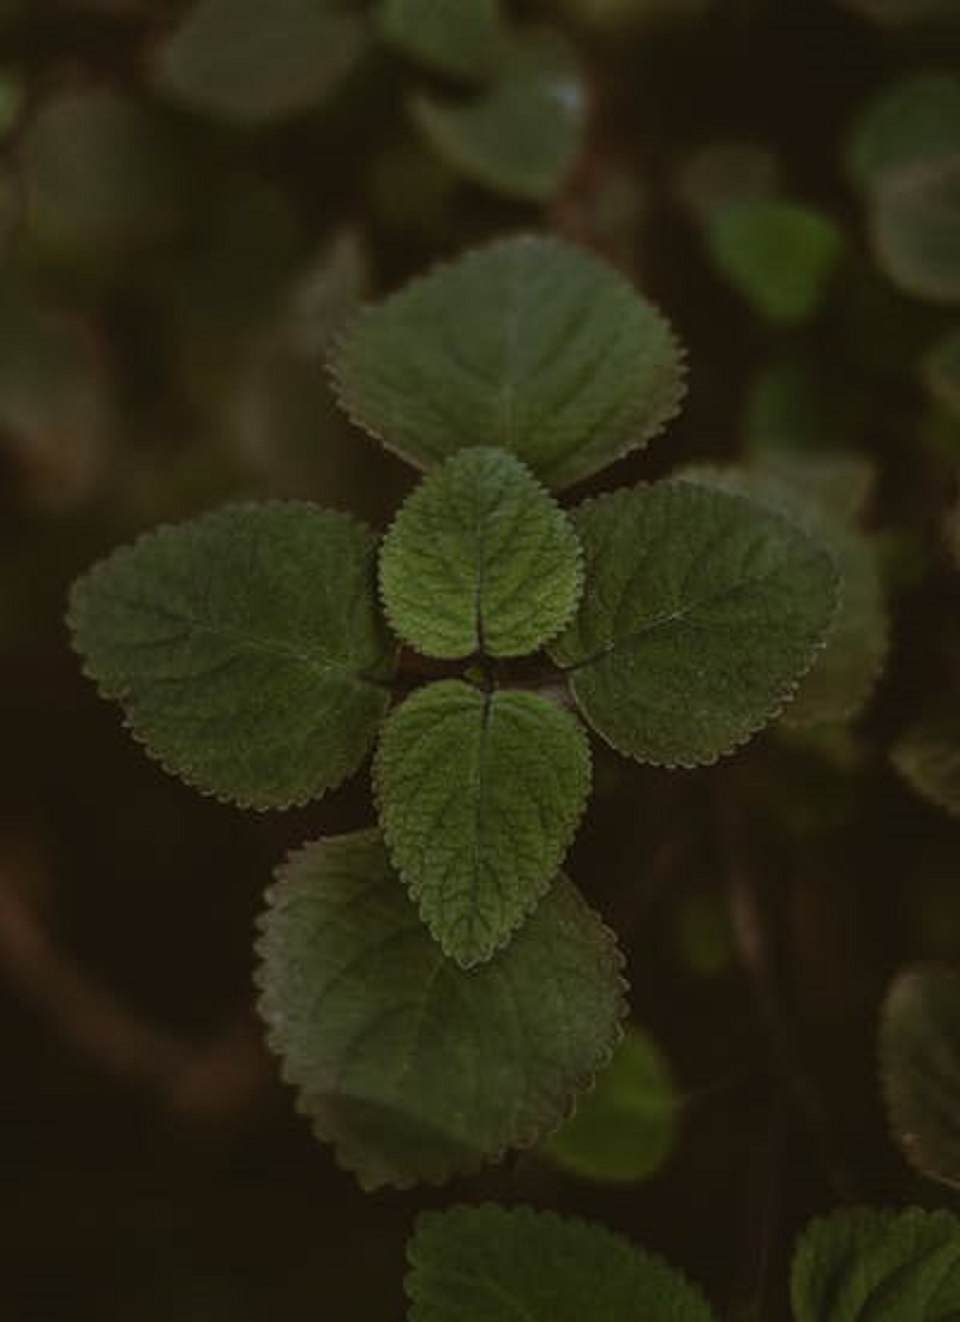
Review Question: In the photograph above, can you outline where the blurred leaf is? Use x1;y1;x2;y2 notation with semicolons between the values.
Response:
542;1026;681;1182
0;67;23;137
375;681;592;966
379;448;582;658
256;830;627;1188
870;155;960;304
151;0;367;126
742;359;867;459
407;1205;715;1320
548;481;838;765
703;197;845;324
411;27;586;202
330;235;685;490
674;140;779;224
844;71;960;190
880;964;960;1189
281;228;369;356
69;505;395;809
673;892;737;978
892;697;960;817
791;1205;960;1320
378;0;502;83
922;324;960;418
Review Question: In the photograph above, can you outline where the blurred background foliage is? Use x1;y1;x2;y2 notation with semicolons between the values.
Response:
1;0;959;1318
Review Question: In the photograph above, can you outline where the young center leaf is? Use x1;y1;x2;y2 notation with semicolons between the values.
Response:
406;1205;716;1321
880;965;960;1190
255;831;626;1189
330;235;686;490
379;447;582;659
378;0;502;84
548;481;838;767
375;681;591;966
791;1205;960;1321
69;505;395;809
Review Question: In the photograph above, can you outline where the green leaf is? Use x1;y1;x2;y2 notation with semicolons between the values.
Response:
742;359;868;460
330;235;686;490
844;72;960;191
68;505;395;809
542;1026;681;1182
410;27;585;202
378;0;502;83
880;964;960;1190
871;155;960;304
923;325;960;418
151;0;367;126
406;1204;716;1321
703;198;845;324
375;681;591;966
791;1205;960;1321
679;461;887;727
892;698;960;816
255;830;626;1188
379;448;582;659
548;481;838;766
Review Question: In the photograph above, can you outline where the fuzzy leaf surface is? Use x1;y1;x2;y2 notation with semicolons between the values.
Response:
69;505;394;808
411;28;584;201
378;0;501;83
379;447;582;658
151;0;366;125
375;681;591;966
549;481;837;766
880;965;960;1189
406;1204;715;1321
255;831;626;1188
791;1206;960;1321
331;235;684;490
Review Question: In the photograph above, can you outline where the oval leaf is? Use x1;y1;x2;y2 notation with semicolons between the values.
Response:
411;27;585;202
330;234;686;491
871;155;960;304
69;504;395;809
407;1205;715;1321
791;1205;960;1321
375;680;591;966
548;481;838;766
379;447;582;659
880;964;960;1189
255;830;626;1188
378;0;502;83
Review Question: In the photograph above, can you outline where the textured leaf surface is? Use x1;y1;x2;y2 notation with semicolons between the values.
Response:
378;0;501;82
151;0;366;125
549;481;837;766
69;505;394;808
893;699;960;816
375;681;591;965
379;448;582;658
844;72;960;190
256;831;626;1187
680;461;886;727
542;1026;680;1182
407;1205;715;1321
411;28;585;201
330;235;685;490
871;156;960;303
791;1206;960;1321
880;965;960;1190
703;198;844;324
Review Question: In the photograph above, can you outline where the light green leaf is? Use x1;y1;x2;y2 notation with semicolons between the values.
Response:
679;461;887;727
791;1205;960;1321
410;27;585;202
844;72;960;191
703;198;845;324
892;698;960;816
871;155;960;304
375;681;591;966
379;448;582;659
923;325;960;418
406;1204;715;1321
68;505;395;809
880;964;960;1190
151;0;367;126
255;830;626;1188
548;481;837;766
330;235;685;490
378;0;502;83
542;1026;680;1183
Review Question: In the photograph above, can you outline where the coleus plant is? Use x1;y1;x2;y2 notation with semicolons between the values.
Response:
68;235;844;1191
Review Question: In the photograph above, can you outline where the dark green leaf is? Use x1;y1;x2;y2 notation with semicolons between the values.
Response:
378;0;502;83
844;72;960;190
